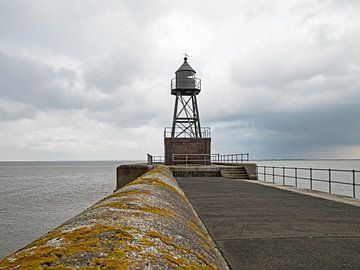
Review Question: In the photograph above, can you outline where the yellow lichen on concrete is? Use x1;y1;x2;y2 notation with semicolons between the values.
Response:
129;175;189;202
95;201;177;218
187;219;211;249
142;165;173;176
109;189;151;199
0;165;228;270
0;224;137;269
145;230;217;270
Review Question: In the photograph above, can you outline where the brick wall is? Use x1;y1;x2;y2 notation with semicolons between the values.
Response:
164;138;211;165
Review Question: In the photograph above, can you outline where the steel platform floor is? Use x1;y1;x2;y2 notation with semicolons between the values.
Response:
176;177;360;270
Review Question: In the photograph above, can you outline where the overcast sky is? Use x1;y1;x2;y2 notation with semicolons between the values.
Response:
0;0;359;161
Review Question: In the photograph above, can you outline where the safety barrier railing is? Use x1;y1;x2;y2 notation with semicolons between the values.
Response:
147;153;250;165
172;154;211;165
212;153;250;163
257;165;360;199
147;154;164;165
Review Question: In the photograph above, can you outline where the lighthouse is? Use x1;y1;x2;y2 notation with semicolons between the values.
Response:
170;56;202;138
164;57;211;165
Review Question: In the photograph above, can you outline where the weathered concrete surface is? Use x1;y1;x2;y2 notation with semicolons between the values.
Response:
213;163;257;179
168;164;256;179
0;166;228;269
177;177;360;270
170;165;221;177
116;163;152;190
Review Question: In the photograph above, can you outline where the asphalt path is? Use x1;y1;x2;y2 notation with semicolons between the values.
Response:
176;177;360;270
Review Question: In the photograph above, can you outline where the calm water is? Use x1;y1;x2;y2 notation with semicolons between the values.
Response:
1;160;359;259
0;161;138;259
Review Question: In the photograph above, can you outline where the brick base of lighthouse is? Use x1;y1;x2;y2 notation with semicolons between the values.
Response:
164;138;211;165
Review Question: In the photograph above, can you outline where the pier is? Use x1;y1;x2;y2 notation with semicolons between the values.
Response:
1;164;360;269
177;176;360;269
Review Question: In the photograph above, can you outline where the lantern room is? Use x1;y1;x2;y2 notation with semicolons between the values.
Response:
171;57;201;96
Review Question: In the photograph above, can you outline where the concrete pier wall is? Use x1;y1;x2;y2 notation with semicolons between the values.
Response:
214;163;258;179
116;164;152;190
0;166;228;269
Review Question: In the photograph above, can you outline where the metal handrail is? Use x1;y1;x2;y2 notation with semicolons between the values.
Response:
257;165;359;199
147;154;164;165
147;152;251;165
212;153;250;163
172;154;211;165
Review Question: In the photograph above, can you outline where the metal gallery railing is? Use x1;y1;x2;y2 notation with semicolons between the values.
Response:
163;127;211;138
171;78;201;91
257;165;360;199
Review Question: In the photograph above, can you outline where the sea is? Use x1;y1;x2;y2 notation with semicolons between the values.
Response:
0;159;359;259
0;160;138;259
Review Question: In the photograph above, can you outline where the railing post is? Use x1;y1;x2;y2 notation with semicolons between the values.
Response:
272;166;275;183
147;153;153;165
283;167;285;185
256;166;258;180
241;154;243;163
264;166;266;182
295;167;297;187
353;170;356;199
310;168;313;190
328;169;331;194
247;153;249;161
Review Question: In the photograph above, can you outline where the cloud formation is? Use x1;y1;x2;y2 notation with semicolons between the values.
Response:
0;0;359;160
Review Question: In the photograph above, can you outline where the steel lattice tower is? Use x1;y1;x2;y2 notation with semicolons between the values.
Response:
170;57;202;138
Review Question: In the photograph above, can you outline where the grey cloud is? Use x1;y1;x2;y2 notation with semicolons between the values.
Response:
208;99;360;158
0;50;85;109
1;1;360;160
0;49;168;128
0;103;36;121
84;49;145;93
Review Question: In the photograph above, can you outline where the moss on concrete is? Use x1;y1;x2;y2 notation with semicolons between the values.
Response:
0;165;228;269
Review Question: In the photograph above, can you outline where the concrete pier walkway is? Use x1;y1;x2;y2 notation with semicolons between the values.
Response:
176;177;360;270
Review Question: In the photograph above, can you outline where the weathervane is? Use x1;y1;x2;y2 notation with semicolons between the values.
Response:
183;53;189;60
